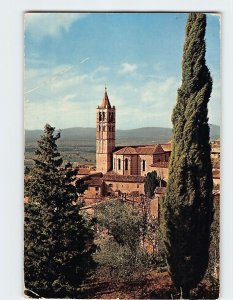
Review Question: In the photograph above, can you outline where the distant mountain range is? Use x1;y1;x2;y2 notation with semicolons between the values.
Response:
25;124;220;146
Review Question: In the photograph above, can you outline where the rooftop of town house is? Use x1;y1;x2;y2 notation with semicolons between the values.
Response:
211;147;220;153
160;143;172;152
76;172;103;182
76;168;92;175
76;163;95;167
84;177;104;187
103;173;145;183
212;169;220;179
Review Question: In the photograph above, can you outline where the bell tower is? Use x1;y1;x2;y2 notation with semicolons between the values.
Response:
96;87;116;173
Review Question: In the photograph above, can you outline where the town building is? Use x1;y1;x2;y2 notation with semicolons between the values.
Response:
80;88;172;202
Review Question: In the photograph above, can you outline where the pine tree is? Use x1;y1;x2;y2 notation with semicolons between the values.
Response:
24;124;96;298
160;13;213;298
144;171;159;198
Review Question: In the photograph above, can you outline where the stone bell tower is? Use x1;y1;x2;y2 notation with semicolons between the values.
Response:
96;87;116;173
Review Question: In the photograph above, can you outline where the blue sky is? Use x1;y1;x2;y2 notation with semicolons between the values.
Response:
24;13;220;130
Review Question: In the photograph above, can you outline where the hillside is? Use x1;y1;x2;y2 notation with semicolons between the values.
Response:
25;124;220;146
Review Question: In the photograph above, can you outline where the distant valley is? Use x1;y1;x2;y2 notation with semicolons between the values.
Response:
25;124;220;145
25;125;220;168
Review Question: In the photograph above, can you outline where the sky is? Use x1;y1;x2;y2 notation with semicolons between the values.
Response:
24;12;220;130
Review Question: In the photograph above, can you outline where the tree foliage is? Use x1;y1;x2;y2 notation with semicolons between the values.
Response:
160;13;213;298
205;194;219;283
95;200;152;279
24;124;96;298
144;171;159;198
24;166;30;175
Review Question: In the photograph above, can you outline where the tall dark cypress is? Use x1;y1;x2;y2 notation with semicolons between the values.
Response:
24;124;96;298
160;13;213;298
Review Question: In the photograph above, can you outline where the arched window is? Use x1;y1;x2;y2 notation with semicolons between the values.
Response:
102;112;105;120
125;158;128;171
99;112;102;121
118;159;121;170
142;160;146;171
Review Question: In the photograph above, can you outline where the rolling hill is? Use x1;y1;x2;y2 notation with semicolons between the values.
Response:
25;124;220;146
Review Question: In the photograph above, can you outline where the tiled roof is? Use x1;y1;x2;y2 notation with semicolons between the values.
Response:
86;177;103;186
212;169;220;179
211;147;220;153
24;196;29;203
77;168;91;175
114;146;138;155
77;172;103;181
153;144;166;154
113;143;171;156
136;146;158;155
161;143;172;152
103;173;145;183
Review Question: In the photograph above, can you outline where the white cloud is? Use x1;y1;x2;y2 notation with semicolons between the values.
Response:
24;62;220;130
25;94;87;129
208;73;221;125
141;77;178;105
24;63;111;129
24;13;88;38
119;63;138;74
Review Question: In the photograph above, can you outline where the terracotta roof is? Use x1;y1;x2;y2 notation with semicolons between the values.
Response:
212;169;220;179
114;146;138;155
77;168;91;175
211;147;220;153
151;162;169;168
103;173;145;183
136;146;158;155
100;87;111;108
86;177;103;186
113;143;171;156
161;143;172;152
24;196;29;203
77;172;103;181
153;144;166;154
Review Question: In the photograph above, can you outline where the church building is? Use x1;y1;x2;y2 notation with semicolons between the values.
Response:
81;87;172;198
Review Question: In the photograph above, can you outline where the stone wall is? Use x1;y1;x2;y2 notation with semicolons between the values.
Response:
104;180;145;195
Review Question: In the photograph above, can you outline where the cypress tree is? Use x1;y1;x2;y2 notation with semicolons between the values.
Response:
160;13;213;298
144;171;159;198
24;124;96;298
